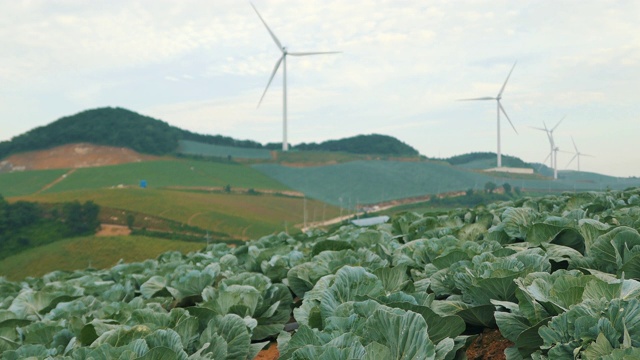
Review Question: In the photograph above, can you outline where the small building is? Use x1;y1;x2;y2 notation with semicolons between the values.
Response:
484;167;534;175
351;215;390;227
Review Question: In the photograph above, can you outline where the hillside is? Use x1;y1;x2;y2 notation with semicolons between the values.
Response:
1;143;158;171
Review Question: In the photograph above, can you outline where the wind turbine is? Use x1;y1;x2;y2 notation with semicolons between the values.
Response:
566;137;594;171
251;3;340;151
530;116;564;179
459;61;518;168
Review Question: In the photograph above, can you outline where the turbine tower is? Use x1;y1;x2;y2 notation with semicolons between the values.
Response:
566;137;594;171
252;3;340;151
531;116;564;180
459;61;518;168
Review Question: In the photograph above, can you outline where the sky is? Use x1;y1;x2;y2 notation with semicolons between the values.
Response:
1;0;639;177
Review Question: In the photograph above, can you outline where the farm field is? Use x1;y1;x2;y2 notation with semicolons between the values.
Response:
1;188;639;359
18;188;341;240
37;158;290;194
0;168;68;197
178;140;272;159
254;160;640;206
0;235;204;280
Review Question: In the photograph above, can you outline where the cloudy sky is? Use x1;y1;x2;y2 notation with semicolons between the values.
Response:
1;1;639;176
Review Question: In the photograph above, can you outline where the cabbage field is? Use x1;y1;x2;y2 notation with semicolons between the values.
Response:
2;188;640;359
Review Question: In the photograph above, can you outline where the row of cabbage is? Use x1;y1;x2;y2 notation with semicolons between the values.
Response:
1;189;640;359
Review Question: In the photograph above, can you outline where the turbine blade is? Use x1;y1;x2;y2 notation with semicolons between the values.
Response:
529;126;547;132
457;97;496;101
582;153;596;158
497;61;517;97
257;55;284;108
571;136;579;153
498;101;518;134
288;51;342;56
537;153;551;172
551;115;565;132
566;154;578;168
251;3;283;51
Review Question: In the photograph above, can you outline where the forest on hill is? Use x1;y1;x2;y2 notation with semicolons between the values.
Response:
439;152;533;169
0;107;420;159
0;107;262;158
290;134;419;156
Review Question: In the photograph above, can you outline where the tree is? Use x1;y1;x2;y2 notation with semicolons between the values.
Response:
466;188;474;197
484;181;497;194
503;182;512;194
62;200;100;235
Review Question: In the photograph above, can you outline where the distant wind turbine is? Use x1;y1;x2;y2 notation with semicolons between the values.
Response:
251;3;340;151
566;137;594;171
530;116;564;179
459;62;518;168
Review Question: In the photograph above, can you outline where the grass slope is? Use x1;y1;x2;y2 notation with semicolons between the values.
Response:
18;188;341;240
43;159;289;193
0;235;204;281
253;160;640;206
0;168;68;197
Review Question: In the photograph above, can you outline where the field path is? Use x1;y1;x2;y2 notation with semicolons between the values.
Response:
187;212;204;226
96;224;131;237
36;168;76;194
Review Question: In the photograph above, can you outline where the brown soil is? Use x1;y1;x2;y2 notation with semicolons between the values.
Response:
96;224;131;237
466;328;513;360
2;143;158;170
254;342;279;360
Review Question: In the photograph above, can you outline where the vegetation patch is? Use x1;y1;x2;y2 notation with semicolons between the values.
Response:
0;195;100;260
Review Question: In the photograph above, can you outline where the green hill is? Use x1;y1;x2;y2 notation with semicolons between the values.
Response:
253;160;640;206
0;107;263;159
0;107;420;159
438;152;533;169
289;134;419;156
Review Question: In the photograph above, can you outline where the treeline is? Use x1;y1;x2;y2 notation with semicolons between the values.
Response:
286;134;420;156
0;196;100;260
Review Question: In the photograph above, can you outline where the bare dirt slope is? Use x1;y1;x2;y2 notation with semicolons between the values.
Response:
2;143;158;170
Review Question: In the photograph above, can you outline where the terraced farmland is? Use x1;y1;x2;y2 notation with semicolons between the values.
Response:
0;168;68;197
253;160;640;206
38;159;290;194
178;140;272;159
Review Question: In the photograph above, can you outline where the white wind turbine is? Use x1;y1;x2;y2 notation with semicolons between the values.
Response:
251;3;340;151
566;137;594;171
459;62;518;168
530;116;564;180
